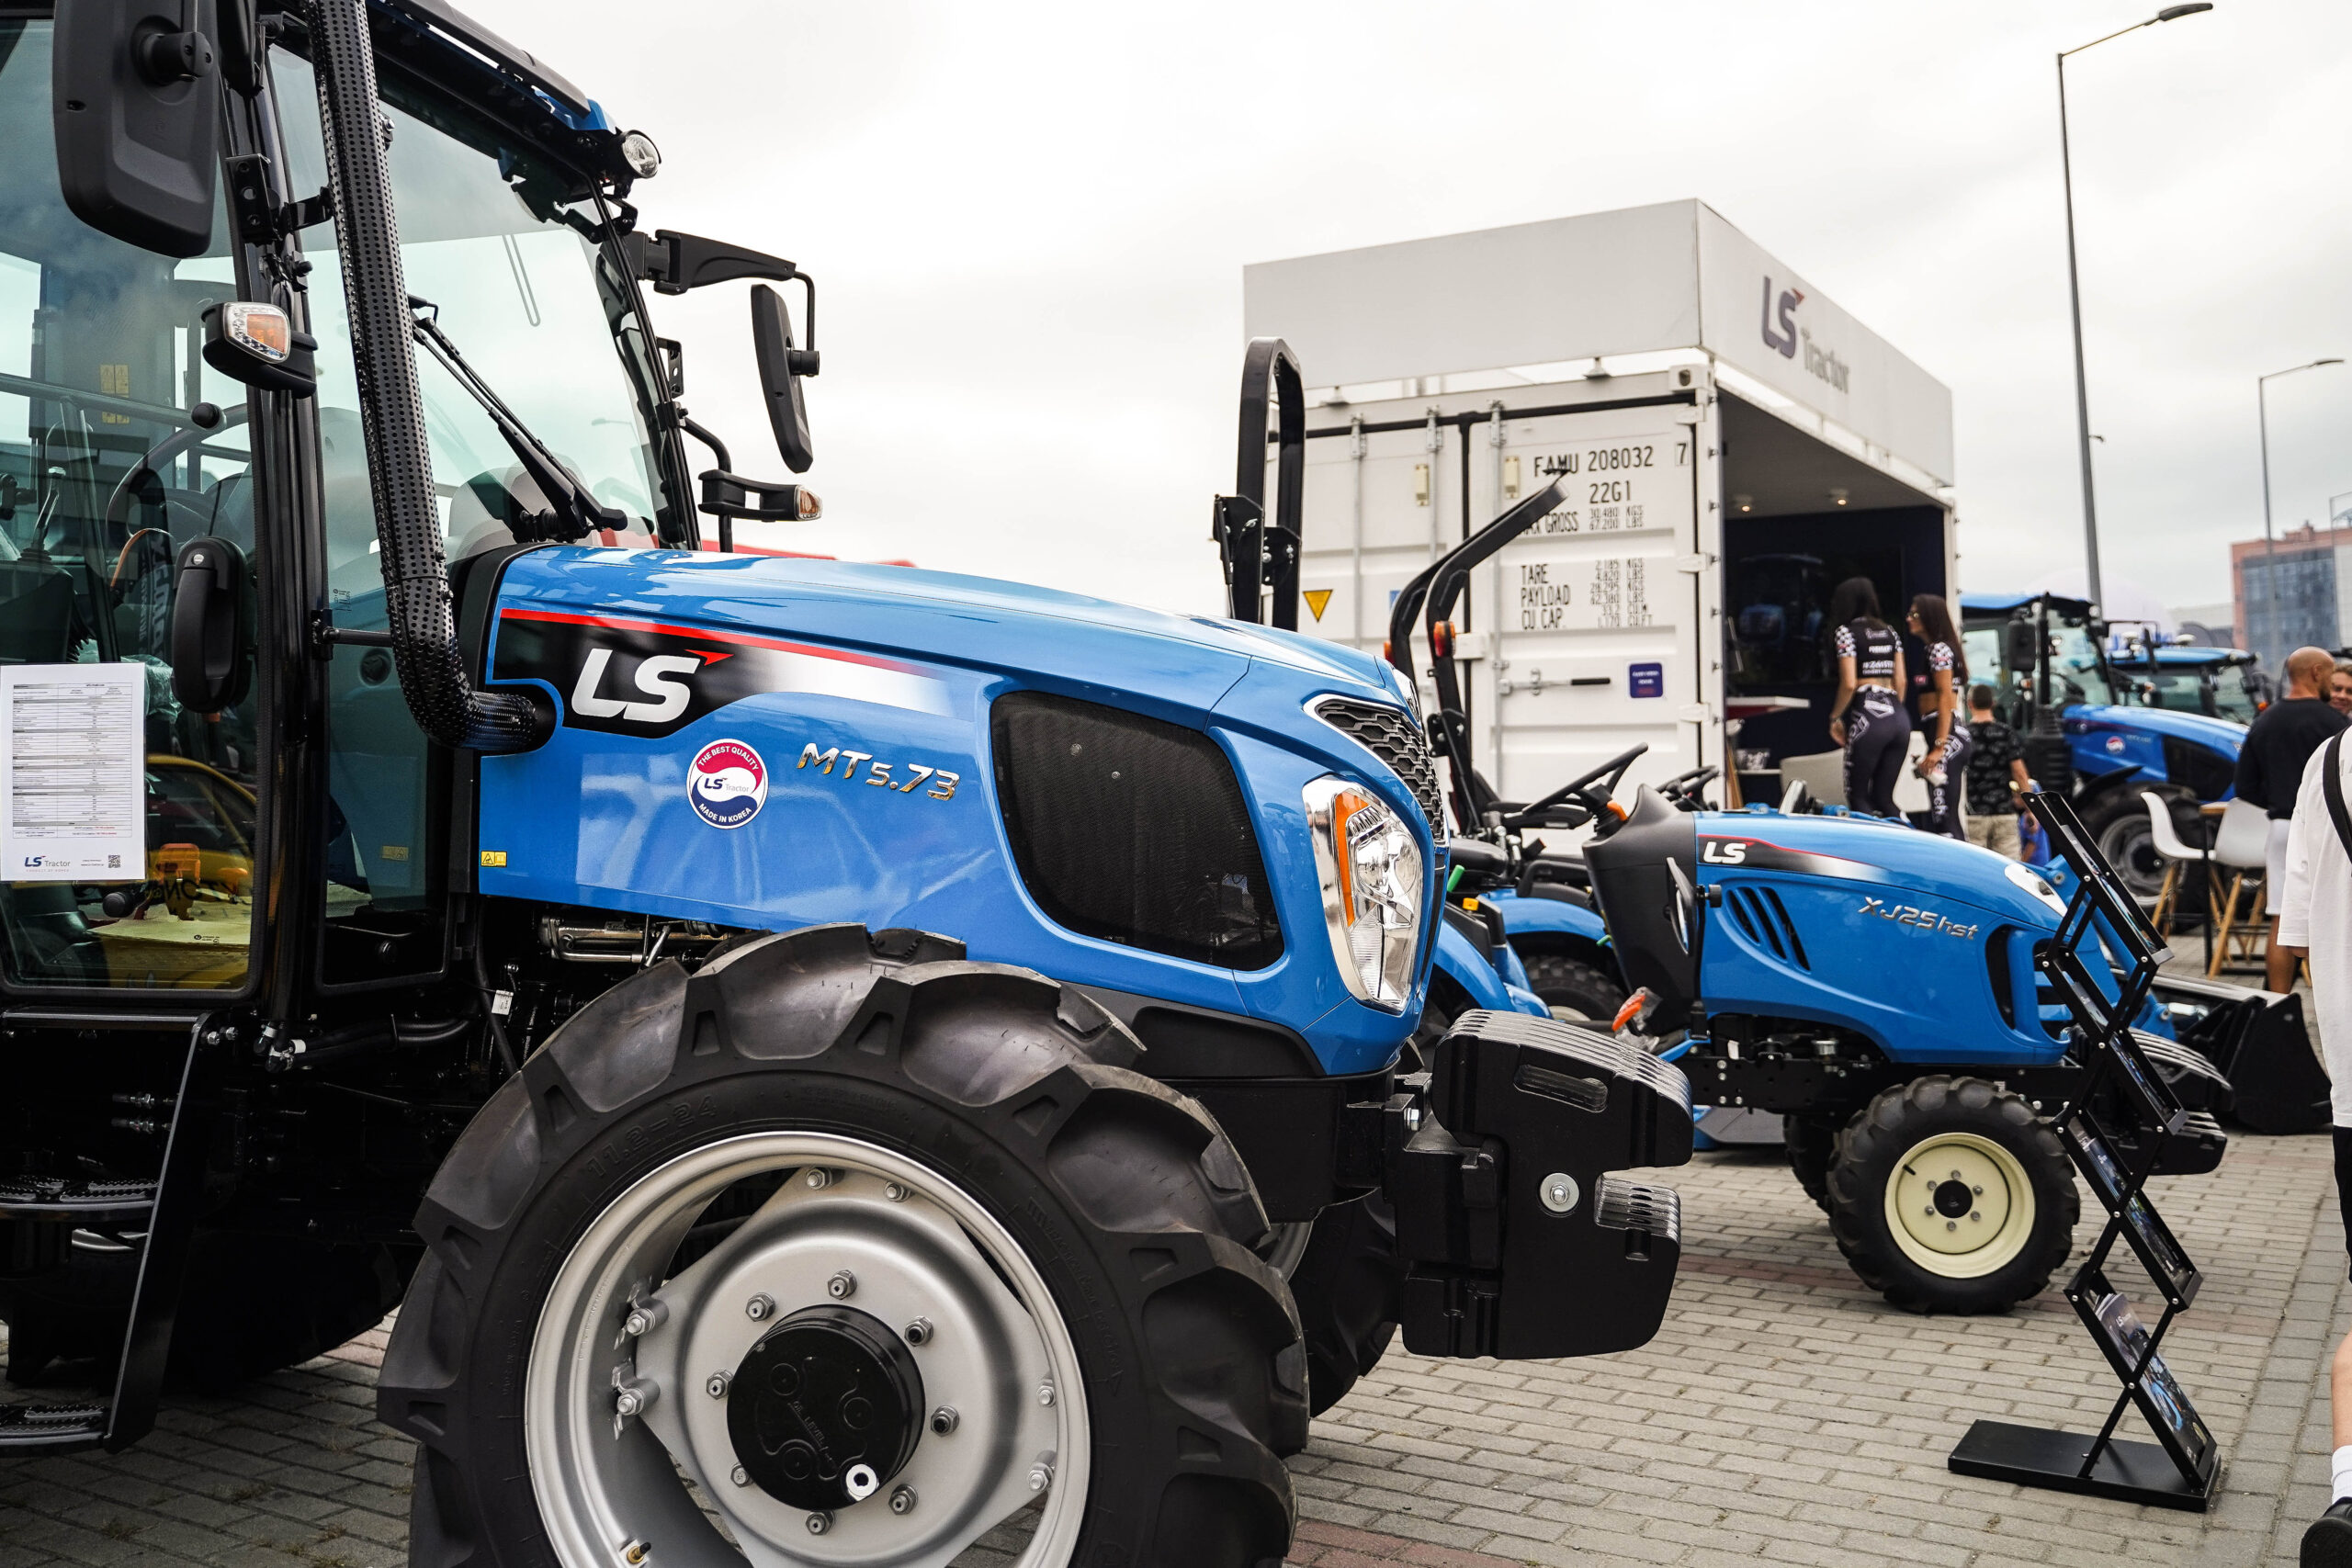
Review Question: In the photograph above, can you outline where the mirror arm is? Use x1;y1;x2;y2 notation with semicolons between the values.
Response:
628;230;800;296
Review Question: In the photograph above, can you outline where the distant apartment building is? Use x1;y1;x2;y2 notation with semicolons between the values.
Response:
2233;521;2352;667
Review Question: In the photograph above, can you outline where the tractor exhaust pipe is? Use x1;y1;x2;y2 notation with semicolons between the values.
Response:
306;0;548;752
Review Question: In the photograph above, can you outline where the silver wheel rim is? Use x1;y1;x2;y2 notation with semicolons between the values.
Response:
526;1131;1091;1567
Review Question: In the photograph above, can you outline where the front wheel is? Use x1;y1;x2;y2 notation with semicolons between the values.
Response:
1518;951;1627;1024
379;926;1305;1568
1825;1076;2076;1314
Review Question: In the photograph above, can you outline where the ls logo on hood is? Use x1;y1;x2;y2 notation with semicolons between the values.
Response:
572;647;716;725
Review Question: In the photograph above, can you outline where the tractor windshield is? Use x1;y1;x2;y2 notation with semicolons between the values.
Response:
0;18;261;989
270;47;677;619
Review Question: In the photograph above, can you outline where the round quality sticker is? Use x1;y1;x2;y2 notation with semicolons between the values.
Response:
687;739;768;829
2104;735;2126;754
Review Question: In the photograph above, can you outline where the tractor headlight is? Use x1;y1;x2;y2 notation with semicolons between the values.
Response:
1304;775;1425;1011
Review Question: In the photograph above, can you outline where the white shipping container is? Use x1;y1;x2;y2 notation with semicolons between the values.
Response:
1246;202;1955;820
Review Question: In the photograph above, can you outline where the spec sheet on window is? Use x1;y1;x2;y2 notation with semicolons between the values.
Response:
2;663;147;882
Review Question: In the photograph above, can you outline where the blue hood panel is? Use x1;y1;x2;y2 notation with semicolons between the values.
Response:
470;547;1434;1076
2069;702;2244;758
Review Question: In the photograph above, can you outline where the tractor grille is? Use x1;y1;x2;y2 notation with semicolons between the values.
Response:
991;692;1283;970
2162;737;2235;802
1722;886;1810;970
1310;696;1449;844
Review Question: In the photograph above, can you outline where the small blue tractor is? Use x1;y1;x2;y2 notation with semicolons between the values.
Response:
0;8;1690;1566
1327;450;2320;1312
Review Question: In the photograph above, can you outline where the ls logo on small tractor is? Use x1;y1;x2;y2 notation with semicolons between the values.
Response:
1857;895;1978;940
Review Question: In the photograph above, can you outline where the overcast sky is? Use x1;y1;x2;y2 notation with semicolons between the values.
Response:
478;0;2352;624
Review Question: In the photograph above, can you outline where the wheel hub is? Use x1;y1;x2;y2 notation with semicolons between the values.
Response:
1931;1179;1974;1219
728;1304;923;1510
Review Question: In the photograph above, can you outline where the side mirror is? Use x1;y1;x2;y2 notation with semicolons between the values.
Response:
749;283;816;474
54;0;224;257
169;536;252;713
2003;616;2038;673
201;300;315;395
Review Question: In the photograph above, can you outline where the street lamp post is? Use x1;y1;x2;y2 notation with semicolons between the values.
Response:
2255;357;2344;663
2058;3;2213;612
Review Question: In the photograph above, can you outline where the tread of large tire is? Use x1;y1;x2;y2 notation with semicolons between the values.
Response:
1519;952;1626;1022
1824;1075;2077;1314
1286;1192;1401;1416
377;923;1304;1568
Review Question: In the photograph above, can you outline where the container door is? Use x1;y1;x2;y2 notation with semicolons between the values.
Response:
1466;404;1708;806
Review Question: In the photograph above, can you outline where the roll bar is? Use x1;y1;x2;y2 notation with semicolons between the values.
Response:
1212;338;1305;629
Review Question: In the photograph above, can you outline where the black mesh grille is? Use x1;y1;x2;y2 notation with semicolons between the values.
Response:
2162;737;2235;802
991;693;1283;970
1311;696;1449;843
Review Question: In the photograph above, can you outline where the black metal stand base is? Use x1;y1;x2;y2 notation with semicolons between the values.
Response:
1950;1420;2219;1512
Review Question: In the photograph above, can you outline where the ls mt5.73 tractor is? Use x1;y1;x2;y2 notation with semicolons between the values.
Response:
0;6;1691;1565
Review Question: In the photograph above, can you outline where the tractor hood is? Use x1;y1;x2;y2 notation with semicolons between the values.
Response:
2069;702;2243;761
487;547;1403;715
1690;808;2068;931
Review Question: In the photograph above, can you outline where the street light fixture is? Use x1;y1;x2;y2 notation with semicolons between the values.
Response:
2057;2;2214;611
2254;357;2344;662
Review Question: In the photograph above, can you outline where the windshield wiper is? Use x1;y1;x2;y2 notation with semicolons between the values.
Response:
407;295;628;543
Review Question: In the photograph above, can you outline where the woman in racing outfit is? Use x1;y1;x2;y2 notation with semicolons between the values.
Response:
1907;592;1970;839
1826;577;1909;818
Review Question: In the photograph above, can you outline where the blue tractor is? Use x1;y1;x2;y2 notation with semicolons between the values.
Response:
1959;592;2257;904
0;8;1693;1565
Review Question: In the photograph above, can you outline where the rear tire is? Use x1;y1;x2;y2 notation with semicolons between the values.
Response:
1826;1076;2076;1314
1519;951;1626;1024
378;924;1304;1568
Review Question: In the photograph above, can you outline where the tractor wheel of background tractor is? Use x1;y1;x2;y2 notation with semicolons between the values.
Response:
2079;786;2202;911
1280;1192;1403;1416
1782;1113;1844;1211
0;1227;408;1395
377;925;1305;1568
1519;952;1627;1025
1825;1076;2076;1314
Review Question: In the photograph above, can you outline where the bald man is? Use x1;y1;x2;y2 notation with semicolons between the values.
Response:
2235;647;2349;992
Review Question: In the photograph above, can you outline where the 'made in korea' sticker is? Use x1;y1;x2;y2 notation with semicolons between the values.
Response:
688;739;768;829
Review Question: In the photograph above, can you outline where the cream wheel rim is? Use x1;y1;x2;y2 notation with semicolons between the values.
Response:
1880;1132;2035;1279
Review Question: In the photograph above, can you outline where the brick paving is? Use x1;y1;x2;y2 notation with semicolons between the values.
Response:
5;1105;2346;1567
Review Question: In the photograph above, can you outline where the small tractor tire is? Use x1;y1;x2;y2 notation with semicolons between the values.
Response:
1519;952;1627;1025
1782;1113;1844;1211
1283;1192;1402;1416
1826;1075;2076;1314
0;1230;407;1394
377;924;1305;1568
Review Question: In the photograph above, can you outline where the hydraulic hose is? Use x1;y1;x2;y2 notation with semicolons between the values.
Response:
306;0;548;753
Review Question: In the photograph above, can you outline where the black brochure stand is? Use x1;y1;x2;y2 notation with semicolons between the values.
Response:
1948;792;2222;1511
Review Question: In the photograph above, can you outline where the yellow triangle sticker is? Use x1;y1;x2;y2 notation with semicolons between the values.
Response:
1303;589;1333;622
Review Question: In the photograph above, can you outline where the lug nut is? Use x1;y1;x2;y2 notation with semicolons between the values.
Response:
884;1181;910;1201
614;1378;656;1418
706;1372;729;1399
1973;1185;1984;1195
1028;1461;1054;1493
1037;1381;1055;1408
903;1316;933;1346
828;1269;857;1300
730;1466;750;1487
806;1511;832;1535
804;1168;832;1190
623;1299;668;1337
1971;1211;1982;1222
930;1405;960;1436
889;1484;918;1515
746;1294;775;1321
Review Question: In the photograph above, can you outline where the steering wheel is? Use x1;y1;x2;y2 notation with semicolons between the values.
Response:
1500;743;1649;835
1657;764;1720;811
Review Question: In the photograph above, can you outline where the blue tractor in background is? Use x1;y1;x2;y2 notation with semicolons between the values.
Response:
1960;592;2260;904
0;11;1692;1568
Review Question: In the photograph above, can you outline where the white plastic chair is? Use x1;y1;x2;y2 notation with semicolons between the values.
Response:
2205;797;2272;977
2139;792;2202;936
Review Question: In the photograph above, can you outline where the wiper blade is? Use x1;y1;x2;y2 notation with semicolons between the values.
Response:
407;295;627;544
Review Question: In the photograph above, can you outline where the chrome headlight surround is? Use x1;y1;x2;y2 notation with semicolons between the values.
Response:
1303;774;1426;1011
